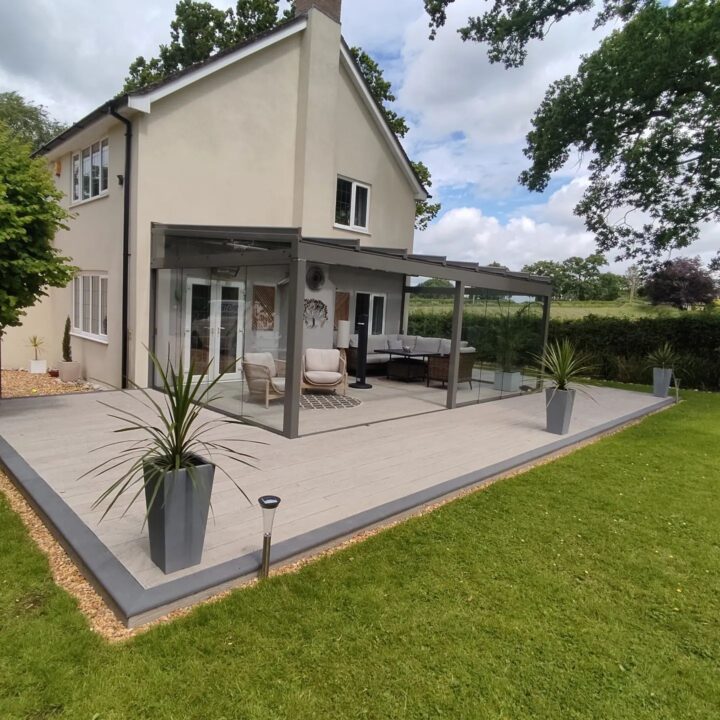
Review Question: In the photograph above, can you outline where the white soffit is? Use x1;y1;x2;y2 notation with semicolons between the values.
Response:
339;45;428;201
127;19;308;114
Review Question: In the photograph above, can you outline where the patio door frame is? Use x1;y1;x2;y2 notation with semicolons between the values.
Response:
183;277;245;383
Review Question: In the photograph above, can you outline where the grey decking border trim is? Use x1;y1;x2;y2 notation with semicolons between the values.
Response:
0;396;674;625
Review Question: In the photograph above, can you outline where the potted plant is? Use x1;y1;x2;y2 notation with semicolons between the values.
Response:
647;342;678;398
85;353;254;574
535;339;593;435
58;317;83;382
28;336;47;374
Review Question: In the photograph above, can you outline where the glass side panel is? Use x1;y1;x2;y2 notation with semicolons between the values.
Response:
335;178;352;225
188;282;212;373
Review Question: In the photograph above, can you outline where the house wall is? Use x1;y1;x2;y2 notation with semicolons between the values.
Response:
1;121;125;387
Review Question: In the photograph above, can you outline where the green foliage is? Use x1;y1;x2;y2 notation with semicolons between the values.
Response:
62;316;72;362
534;338;594;391
425;0;720;268
86;352;254;520
0;124;75;333
0;91;66;151
410;159;441;230
647;342;678;370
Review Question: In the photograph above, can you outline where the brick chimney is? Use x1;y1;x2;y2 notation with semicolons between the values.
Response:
295;0;342;24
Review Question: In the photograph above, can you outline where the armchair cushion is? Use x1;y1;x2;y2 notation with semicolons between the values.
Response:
243;352;276;377
305;348;341;372
270;377;286;393
304;370;343;386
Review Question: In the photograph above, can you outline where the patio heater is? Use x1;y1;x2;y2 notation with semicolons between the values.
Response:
258;495;281;579
350;312;372;390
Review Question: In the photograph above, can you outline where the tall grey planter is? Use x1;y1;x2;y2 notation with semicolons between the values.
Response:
653;367;673;398
144;459;215;574
545;387;575;435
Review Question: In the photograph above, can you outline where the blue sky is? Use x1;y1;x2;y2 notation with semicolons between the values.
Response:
1;0;717;270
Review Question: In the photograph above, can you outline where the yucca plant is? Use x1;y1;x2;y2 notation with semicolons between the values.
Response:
86;351;255;521
534;339;594;391
28;335;44;361
647;342;678;370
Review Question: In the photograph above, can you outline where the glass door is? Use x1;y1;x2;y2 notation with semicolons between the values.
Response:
184;278;245;382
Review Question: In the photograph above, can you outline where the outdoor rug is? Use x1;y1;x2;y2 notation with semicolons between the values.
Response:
300;393;362;410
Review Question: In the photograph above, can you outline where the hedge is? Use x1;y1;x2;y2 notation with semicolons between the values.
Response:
408;311;720;391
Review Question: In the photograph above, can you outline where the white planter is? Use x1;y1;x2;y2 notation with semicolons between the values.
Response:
493;370;522;393
58;361;83;383
29;359;47;374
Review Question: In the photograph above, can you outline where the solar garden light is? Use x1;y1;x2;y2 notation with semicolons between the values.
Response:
258;495;281;579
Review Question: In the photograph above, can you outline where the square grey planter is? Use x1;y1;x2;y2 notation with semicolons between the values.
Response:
545;387;575;435
144;458;215;574
653;367;673;398
58;361;83;382
493;370;522;393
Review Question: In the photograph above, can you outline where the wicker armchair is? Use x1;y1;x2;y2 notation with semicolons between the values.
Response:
301;348;347;395
242;353;286;408
426;353;475;389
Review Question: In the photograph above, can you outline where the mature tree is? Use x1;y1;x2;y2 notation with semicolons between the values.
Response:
644;257;717;309
0;123;75;335
624;264;642;301
424;0;720;268
522;259;569;299
0;92;66;151
122;2;441;230
592;272;625;301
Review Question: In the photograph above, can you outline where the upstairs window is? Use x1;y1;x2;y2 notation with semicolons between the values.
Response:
72;138;109;203
335;177;370;231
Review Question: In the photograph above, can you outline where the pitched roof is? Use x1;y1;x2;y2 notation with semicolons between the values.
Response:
36;12;428;198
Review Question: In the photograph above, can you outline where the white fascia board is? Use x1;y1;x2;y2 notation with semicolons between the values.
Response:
339;45;428;201
127;19;307;114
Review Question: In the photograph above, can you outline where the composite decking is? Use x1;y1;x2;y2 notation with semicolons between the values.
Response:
0;384;673;626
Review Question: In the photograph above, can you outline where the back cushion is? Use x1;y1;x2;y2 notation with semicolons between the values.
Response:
388;336;403;350
399;335;417;350
367;335;389;353
414;336;441;354
305;348;340;372
244;352;276;376
439;339;452;355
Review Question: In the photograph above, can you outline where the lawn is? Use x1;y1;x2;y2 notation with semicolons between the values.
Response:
1;390;718;719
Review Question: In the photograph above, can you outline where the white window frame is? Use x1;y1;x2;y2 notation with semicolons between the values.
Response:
72;273;109;343
355;292;386;335
334;176;371;233
71;138;109;205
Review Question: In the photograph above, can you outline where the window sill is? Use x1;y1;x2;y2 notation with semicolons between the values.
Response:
70;331;108;346
334;223;371;236
70;192;109;208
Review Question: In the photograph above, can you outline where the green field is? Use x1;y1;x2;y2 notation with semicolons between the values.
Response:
1;388;719;719
409;297;688;320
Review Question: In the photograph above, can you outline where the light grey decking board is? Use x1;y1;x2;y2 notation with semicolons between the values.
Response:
0;385;669;592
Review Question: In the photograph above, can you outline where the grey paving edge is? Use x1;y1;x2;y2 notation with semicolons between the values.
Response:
0;395;674;626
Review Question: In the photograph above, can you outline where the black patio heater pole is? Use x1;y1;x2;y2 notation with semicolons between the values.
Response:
350;313;372;390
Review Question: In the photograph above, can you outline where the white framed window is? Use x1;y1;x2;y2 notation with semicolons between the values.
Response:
72;138;109;203
354;292;386;335
335;176;370;232
72;273;108;342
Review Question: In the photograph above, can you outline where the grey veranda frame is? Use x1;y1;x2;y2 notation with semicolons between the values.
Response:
85;352;258;521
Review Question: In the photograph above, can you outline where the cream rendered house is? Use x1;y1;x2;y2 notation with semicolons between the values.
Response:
3;0;424;388
3;0;552;439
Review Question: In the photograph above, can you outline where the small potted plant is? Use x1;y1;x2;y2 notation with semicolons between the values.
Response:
28;336;47;374
58;317;83;382
647;342;678;398
85;352;255;574
535;339;593;435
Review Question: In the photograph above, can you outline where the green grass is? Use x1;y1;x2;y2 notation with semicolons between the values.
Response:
410;297;689;320
1;391;719;719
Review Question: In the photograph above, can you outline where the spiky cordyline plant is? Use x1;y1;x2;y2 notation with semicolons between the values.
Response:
647;342;678;370
534;339;594;392
84;352;257;521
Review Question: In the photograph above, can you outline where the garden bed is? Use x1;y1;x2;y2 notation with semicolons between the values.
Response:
0;369;95;398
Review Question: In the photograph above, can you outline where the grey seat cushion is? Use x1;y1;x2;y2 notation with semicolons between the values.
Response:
366;353;390;364
304;370;343;385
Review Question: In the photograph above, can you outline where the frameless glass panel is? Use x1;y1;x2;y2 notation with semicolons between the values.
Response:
354;185;368;228
100;139;109;192
335;178;352;226
91;142;101;197
188;282;212;373
81;148;91;200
